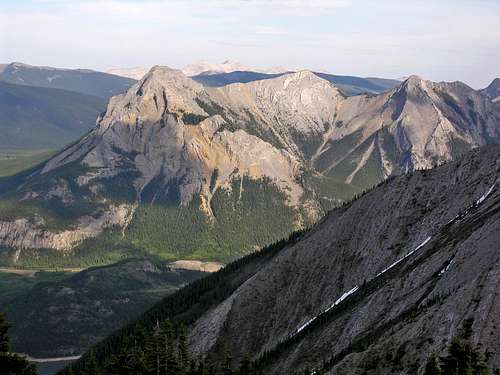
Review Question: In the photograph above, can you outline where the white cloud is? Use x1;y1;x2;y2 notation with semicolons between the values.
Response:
0;0;498;88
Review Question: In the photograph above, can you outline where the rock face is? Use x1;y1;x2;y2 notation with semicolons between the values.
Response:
184;145;500;374
0;67;499;265
200;145;500;374
314;76;500;186
480;78;500;102
0;204;134;251
82;145;500;374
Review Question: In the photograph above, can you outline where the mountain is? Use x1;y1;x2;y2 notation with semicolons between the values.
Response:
313;72;401;95
191;70;401;96
68;144;500;374
0;62;136;99
106;67;151;80
480;78;500;102
191;70;284;87
4;258;206;357
0;68;498;269
0;81;105;150
181;59;288;77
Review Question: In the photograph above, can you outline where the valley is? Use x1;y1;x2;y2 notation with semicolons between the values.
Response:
0;61;498;373
1;68;498;271
68;144;500;374
1;1;499;374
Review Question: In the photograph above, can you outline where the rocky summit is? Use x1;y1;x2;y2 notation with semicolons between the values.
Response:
0;67;499;267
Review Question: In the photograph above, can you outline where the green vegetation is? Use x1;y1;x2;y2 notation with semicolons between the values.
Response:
302;171;361;213
0;63;136;99
127;176;297;263
6;259;206;357
0;81;104;151
0;312;37;375
0;270;71;306
64;231;305;374
0;150;55;177
6;228;139;269
181;112;208;125
326;133;384;190
424;337;490;375
0;161;104;233
448;136;473;159
313;129;363;173
68;321;258;375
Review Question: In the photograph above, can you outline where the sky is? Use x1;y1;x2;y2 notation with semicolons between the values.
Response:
0;0;499;88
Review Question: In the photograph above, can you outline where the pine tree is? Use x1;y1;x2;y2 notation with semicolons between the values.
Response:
82;350;100;375
0;313;10;352
424;355;441;375
222;348;234;375
238;355;254;375
178;324;190;373
0;312;37;375
145;325;163;375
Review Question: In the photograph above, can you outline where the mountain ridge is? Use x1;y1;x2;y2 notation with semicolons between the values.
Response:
0;62;136;99
66;143;500;374
0;67;498;268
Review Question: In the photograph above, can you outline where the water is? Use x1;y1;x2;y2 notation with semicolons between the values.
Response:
34;360;76;375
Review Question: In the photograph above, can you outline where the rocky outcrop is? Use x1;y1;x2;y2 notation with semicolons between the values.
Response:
1;67;499;259
0;204;134;253
480;77;500;102
185;145;500;373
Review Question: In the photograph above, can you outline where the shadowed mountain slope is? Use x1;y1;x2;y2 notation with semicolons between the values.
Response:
68;144;500;374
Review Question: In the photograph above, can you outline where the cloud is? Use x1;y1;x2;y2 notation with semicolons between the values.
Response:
0;0;498;88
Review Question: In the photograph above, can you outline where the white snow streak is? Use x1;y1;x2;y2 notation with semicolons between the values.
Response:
290;182;496;340
294;285;359;335
439;260;454;276
376;236;432;277
476;184;495;205
325;286;359;313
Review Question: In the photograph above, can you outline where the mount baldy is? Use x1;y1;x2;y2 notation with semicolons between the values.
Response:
0;67;499;267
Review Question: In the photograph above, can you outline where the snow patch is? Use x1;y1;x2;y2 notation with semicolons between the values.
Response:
325;286;359;313
294;285;359;335
376;236;432;277
439;260;454;276
476;184;495;205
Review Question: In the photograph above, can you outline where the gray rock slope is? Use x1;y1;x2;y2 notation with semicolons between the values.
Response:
185;144;500;374
480;78;500;102
0;67;498;265
72;144;500;374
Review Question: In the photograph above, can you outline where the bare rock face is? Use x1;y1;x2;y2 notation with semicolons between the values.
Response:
0;204;134;251
314;75;500;183
184;145;500;374
1;67;499;262
77;145;500;374
480;77;500;102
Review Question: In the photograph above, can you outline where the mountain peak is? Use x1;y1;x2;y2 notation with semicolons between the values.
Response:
481;78;500;100
489;77;500;87
404;74;426;86
134;66;203;96
182;60;250;77
279;70;333;86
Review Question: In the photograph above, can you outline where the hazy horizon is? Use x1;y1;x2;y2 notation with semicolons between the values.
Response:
1;0;499;89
